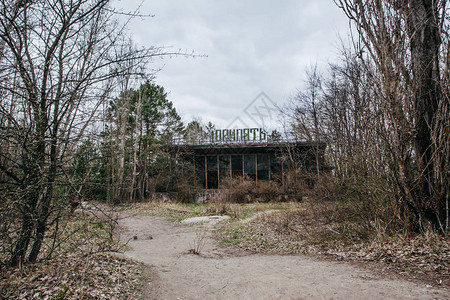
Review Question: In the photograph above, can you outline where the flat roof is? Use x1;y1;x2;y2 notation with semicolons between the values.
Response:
169;141;326;155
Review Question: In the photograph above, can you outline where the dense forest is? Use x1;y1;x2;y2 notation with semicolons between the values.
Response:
0;0;448;272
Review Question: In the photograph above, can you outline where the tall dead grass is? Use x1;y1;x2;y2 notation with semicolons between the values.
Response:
204;177;302;217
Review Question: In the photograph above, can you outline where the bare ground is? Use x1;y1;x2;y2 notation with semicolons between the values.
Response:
117;213;449;300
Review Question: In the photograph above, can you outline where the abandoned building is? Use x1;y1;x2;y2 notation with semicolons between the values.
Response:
171;128;326;190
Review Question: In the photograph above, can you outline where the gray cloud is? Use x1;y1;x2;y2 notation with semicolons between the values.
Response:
116;0;349;130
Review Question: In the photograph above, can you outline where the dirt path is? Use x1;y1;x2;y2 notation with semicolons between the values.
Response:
117;214;449;300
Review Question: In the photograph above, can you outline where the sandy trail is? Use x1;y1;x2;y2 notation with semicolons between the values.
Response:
118;214;449;300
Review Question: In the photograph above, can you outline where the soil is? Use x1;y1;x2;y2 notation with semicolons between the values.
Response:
117;213;449;300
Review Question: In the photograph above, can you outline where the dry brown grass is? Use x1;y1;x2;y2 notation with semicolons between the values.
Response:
0;210;144;299
217;198;450;288
0;253;145;299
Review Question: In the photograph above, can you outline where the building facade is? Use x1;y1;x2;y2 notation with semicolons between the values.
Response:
173;140;325;190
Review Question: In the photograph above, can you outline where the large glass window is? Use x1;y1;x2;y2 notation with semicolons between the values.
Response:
219;155;231;186
206;155;218;189
270;154;282;183
219;155;230;174
231;155;243;178
195;156;206;188
257;154;269;181
270;154;282;172
244;154;256;180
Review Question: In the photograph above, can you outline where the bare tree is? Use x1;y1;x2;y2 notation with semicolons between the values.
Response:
287;65;324;180
336;0;449;232
0;0;166;266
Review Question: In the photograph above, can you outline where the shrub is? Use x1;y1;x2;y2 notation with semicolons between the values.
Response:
253;181;282;202
173;181;200;203
217;176;304;204
220;177;255;203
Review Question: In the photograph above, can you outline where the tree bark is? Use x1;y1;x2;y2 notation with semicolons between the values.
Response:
406;1;442;223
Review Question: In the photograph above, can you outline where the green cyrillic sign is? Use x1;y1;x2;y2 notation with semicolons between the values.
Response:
212;128;267;142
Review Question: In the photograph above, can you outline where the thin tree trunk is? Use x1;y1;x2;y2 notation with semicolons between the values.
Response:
9;205;34;266
130;89;142;202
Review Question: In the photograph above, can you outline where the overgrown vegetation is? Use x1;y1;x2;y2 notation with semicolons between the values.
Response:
286;0;449;234
0;0;174;267
215;177;301;204
0;0;194;267
216;196;450;287
0;0;448;297
0;209;145;299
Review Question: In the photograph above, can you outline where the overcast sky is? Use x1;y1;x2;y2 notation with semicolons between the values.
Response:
114;0;350;131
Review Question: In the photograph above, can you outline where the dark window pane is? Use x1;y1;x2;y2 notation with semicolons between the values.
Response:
197;173;206;188
219;155;230;187
194;156;206;188
207;171;218;189
258;170;269;181
257;154;269;170
207;155;217;171
231;155;242;171
219;155;230;174
244;155;256;174
270;154;282;173
195;156;205;173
